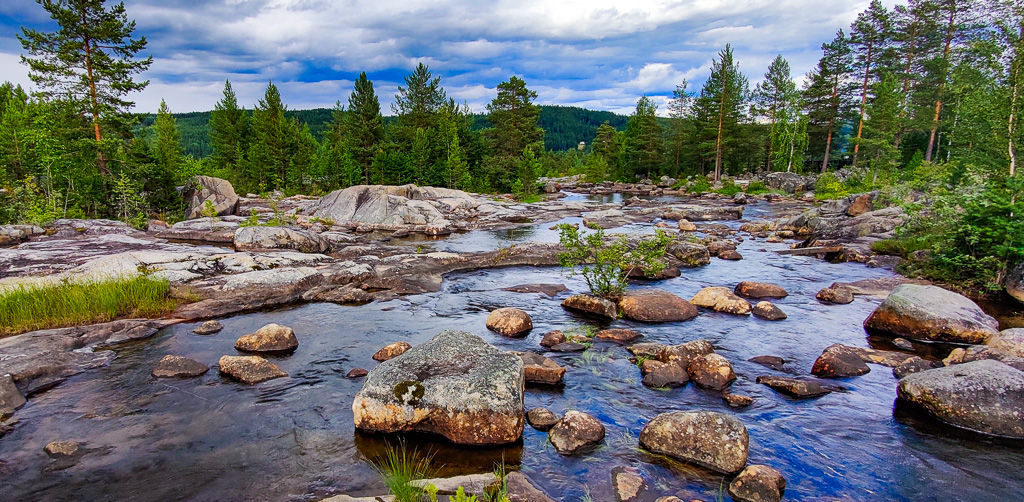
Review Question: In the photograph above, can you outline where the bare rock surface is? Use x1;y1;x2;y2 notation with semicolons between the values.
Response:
898;360;1024;438
192;321;223;335
687;353;736;390
352;330;525;445
0;374;26;417
642;364;689;388
756;376;833;399
639;411;749;474
539;330;566;348
811;344;871;378
234;226;330;253
372;342;412;362
505;471;556;502
513;352;566;385
218;355;287;384
864;284;1000;344
816;286;854;304
595;329;642;344
44;440;80;457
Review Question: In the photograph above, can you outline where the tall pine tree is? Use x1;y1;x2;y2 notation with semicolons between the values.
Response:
209;79;246;176
693;44;749;181
850;0;894;166
344;72;384;184
803;30;856;172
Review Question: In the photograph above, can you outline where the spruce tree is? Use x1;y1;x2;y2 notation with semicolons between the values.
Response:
152;99;181;182
486;76;543;158
623;95;664;180
693;44;749;181
393;63;446;145
803;30;856;172
19;0;152;174
344;72;384;184
752;55;799;171
209;80;246;175
246;81;290;190
667;80;694;176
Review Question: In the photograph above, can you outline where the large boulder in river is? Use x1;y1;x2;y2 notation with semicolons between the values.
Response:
1007;261;1024;305
234;226;330;253
352;330;525;445
897;360;1024;438
308;184;472;234
618;289;697;322
691;287;751;315
863;284;1000;344
183;176;240;219
639;411;749;474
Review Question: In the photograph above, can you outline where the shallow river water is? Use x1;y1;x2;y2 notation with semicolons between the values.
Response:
1;201;1023;501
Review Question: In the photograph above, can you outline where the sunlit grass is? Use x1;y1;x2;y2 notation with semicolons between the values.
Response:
0;275;179;337
372;440;434;502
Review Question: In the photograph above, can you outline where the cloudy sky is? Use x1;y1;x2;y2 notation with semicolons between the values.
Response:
0;0;897;115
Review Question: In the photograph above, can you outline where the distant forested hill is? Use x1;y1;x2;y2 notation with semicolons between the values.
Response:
138;105;630;158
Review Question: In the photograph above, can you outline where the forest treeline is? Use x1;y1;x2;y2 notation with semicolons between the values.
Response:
0;0;1022;229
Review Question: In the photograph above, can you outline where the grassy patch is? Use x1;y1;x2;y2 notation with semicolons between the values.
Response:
869;236;935;257
373;441;434;502
0;275;179;337
745;180;768;194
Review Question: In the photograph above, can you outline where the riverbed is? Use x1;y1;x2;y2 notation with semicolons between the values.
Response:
1;201;1022;502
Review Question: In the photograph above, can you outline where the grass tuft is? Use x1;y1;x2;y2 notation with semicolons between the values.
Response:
372;440;434;502
0;275;179;337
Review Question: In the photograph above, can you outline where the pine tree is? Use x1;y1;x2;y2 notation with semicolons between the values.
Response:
850;0;894;166
803;30;856;172
345;72;384;184
995;0;1024;176
891;1;931;150
246;81;290;190
288;121;319;191
19;0;152;174
623;95;664;180
486;76;543;158
693;44;749;181
209;79;246;175
752;55;799;171
392;63;446;144
859;74;903;170
667;80;694;176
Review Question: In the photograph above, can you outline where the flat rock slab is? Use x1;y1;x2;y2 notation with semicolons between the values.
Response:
639;411;749;474
756;376;833;399
503;284;568;297
513;352;566;385
864;284;1000;344
595;329;642;344
152;355;209;378
562;294;618;319
218;355;287;384
619;289;698;322
352;330;525;445
897;359;1024;438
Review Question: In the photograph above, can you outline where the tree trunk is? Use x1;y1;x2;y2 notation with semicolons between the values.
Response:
1010;33;1022;177
926;9;957;163
822;118;834;174
81;30;108;174
715;74;727;182
895;24;920;150
853;43;873;167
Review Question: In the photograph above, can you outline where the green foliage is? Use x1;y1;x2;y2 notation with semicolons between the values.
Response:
814;172;849;200
557;224;672;299
745;180;768;194
622;95;663;179
692;44;749;181
111;170;149;229
240;208;261;227
0;275;177;337
372;441;434;502
687;176;712;193
715;179;742;196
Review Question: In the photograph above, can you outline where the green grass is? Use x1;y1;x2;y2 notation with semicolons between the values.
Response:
373;441;434;502
745;180;768;194
869;235;935;257
0;275;179;337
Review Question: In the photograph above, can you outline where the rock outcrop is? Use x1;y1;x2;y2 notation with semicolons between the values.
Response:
639;411;749;474
864;284;1000;344
234;226;330;253
183;176;240;219
308;184;475;235
897;360;1024;438
352;330;525;445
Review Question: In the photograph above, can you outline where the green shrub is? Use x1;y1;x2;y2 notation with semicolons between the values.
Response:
0;275;178;337
687;176;711;193
715;179;742;196
557;224;672;300
814;173;849;200
745;181;768;194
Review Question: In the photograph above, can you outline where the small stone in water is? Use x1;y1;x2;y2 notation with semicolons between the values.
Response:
45;441;80;457
346;368;369;378
192;320;223;335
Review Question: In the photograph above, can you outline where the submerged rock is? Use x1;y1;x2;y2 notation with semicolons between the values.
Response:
549;342;587;353
756;376;832;399
751;301;787;321
734;281;788;299
864;284;1000;344
44;440;80;457
691;287;752;315
897;360;1024;438
722;393;754;408
192;320;223;335
549;410;605;455
642;364;689;388
611;466;650;502
687;353;736;390
728;465;787;502
639;411;749;474
372;342;412;362
526;408;560;431
234;323;299;353
346;368;369;379
218;355;288;384
562;294;618;319
811;344;871;378
595;329;642;344
748;355;786;372
352;330;525;445
503;284;568;297
485;308;533;337
505;471;556;502
152;355;209;378
619;289;698;322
